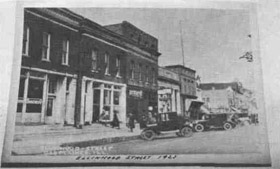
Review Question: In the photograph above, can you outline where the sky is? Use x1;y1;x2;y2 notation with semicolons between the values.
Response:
70;7;255;89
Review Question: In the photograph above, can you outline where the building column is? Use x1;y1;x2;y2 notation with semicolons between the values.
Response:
60;76;67;124
66;78;76;125
85;81;93;124
21;71;29;123
119;85;127;123
79;78;86;125
110;85;114;120
40;74;47;123
99;84;105;118
176;89;181;115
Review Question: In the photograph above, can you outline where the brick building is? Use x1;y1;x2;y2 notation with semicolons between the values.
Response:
165;65;197;115
105;21;161;128
17;8;82;125
17;8;160;128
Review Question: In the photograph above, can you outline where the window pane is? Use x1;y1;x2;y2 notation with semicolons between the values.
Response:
28;79;43;98
26;104;42;113
93;90;100;104
113;91;120;105
18;78;25;98
43;33;48;45
103;90;111;105
17;103;23;113
48;78;56;94
46;98;53;116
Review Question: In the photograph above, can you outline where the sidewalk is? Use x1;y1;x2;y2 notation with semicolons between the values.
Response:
12;123;141;155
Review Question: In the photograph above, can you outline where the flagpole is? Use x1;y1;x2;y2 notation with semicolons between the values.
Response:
179;20;185;67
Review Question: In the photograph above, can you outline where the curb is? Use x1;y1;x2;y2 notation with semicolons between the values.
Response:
60;135;141;148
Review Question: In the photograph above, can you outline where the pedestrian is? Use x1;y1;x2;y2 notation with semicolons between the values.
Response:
100;107;110;126
127;113;135;132
111;110;120;129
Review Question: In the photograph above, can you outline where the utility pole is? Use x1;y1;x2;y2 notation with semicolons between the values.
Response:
179;20;185;67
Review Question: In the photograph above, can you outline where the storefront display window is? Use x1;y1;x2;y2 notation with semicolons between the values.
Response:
28;79;43;99
26;104;42;113
18;78;25;98
113;91;120;105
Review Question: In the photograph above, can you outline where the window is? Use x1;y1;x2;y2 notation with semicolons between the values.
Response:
105;53;110;75
152;68;156;84
139;63;142;81
116;56;121;77
48;78;56;94
113;91;120;105
22;26;30;56
28;79;44;99
62;39;69;65
42;32;51;61
91;50;98;70
130;61;135;79
146;66;149;82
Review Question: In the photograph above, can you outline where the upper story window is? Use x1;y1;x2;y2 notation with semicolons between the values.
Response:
62;38;69;65
91;49;98;70
104;53;110;75
152;68;156;84
42;32;51;61
116;56;121;77
139;63;142;81
130;61;135;79
22;26;30;56
145;66;149;82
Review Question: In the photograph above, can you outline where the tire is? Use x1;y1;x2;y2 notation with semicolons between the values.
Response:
223;122;233;130
194;124;204;132
180;126;193;137
141;130;156;141
176;132;182;137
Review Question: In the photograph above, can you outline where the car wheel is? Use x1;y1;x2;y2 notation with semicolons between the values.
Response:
141;130;156;141
176;132;182;137
180;126;193;137
194;124;204;132
223;122;233;130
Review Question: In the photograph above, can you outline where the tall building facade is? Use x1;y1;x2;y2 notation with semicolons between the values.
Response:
105;21;161;128
165;65;197;115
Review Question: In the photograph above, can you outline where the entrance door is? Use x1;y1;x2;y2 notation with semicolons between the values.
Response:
24;78;44;123
45;76;57;124
92;88;101;123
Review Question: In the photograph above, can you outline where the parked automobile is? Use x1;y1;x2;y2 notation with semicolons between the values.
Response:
236;113;251;125
141;112;193;141
192;113;238;132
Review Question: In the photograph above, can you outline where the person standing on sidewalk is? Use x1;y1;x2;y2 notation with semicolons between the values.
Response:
127;113;135;132
111;110;120;129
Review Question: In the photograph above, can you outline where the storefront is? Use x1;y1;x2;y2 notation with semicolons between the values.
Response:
158;88;180;114
81;77;126;125
16;67;77;125
126;85;157;128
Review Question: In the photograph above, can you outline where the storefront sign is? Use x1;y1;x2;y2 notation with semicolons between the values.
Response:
27;98;43;104
158;88;172;95
129;90;143;98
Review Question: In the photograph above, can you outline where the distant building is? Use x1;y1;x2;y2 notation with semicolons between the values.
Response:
165;65;197;114
199;82;241;113
157;67;181;115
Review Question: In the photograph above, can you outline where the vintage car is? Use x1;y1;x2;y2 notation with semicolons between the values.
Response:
192;113;238;132
140;112;194;141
